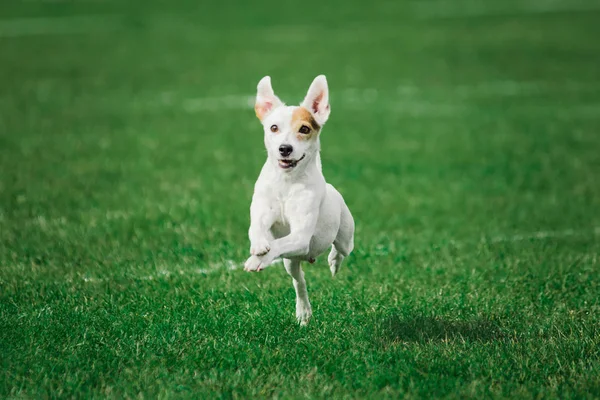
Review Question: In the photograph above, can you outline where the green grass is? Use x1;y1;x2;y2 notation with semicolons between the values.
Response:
1;0;600;398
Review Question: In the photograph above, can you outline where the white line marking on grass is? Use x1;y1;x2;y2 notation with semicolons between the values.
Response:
179;89;465;117
133;258;284;277
82;276;103;283
485;227;600;244
182;95;254;112
134;261;240;281
175;81;600;116
414;0;600;19
20;80;595;117
0;15;121;37
26;215;68;230
78;259;247;284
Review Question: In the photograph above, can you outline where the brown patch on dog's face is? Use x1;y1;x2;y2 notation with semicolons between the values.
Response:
291;107;320;140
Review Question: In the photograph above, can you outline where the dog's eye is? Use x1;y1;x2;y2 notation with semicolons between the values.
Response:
299;125;310;134
270;125;278;133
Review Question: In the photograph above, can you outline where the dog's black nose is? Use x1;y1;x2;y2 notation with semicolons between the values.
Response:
279;144;293;157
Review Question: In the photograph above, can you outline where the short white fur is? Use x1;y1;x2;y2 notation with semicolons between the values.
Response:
244;75;355;326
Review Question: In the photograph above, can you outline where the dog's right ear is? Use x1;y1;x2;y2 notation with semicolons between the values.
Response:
255;76;283;121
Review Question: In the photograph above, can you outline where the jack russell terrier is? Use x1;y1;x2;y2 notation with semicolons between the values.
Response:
244;75;355;325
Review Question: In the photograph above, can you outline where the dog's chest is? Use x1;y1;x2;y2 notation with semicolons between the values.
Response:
260;177;315;239
269;195;292;238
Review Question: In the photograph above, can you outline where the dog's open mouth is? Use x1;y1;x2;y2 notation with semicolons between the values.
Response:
278;154;305;169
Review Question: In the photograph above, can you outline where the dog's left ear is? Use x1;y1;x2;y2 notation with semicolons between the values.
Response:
301;75;330;126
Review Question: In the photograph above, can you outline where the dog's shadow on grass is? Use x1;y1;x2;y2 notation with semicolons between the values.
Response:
379;314;506;344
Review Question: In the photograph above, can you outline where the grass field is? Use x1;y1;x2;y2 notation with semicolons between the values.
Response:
2;0;600;398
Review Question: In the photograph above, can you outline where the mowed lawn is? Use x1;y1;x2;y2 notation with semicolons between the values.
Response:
1;0;600;398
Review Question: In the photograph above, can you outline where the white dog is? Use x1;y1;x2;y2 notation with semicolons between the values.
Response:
244;75;355;325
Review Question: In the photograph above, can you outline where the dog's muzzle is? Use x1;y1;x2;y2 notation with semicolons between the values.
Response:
278;154;306;169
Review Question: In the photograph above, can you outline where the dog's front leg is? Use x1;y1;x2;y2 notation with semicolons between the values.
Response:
249;222;272;257
247;197;277;264
245;208;318;271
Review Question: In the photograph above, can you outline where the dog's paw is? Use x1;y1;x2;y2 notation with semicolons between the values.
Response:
296;302;312;326
244;255;264;272
328;247;345;277
250;237;270;256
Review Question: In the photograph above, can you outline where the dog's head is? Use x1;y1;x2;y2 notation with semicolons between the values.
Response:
254;75;330;172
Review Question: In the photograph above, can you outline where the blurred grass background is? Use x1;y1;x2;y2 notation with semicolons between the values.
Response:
1;0;600;398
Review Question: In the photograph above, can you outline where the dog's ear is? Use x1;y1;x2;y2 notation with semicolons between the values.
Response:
301;75;330;126
255;76;283;121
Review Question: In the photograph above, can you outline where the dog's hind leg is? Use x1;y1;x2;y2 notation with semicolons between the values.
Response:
328;203;355;277
284;258;312;326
